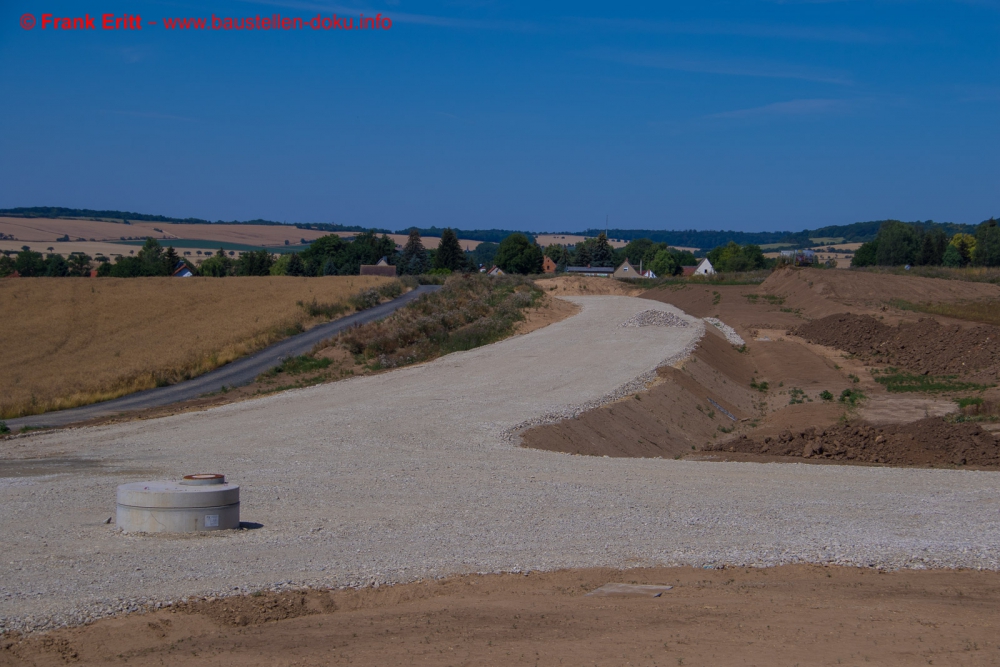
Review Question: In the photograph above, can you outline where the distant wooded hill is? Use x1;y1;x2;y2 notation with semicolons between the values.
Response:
2;207;990;249
580;220;984;248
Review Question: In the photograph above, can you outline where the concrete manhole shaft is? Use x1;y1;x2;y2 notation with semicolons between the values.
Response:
116;474;240;533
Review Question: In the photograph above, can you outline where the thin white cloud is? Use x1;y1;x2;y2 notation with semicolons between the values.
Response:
590;49;853;85
710;98;850;118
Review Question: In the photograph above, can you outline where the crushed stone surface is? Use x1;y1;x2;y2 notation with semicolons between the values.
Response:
2;296;1000;635
704;317;746;346
619;309;689;329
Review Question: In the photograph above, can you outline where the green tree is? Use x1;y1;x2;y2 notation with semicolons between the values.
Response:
495;233;544;274
397;229;430;275
285;252;306;277
942;243;963;267
918;228;947;266
973;218;1000;267
44;253;70;277
199;248;234;277
269;254;291;275
14;247;46;276
707;242;768;272
950;233;974;267
0;254;13;277
572;233;614;267
648;249;679;277
67;253;93;277
235;249;275;276
875;221;919;266
851;240;879;267
434;228;465;272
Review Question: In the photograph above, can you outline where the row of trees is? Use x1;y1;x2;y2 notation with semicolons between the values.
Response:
852;219;1000;268
5;229;774;280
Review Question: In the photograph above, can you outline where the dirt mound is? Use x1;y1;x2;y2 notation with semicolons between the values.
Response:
761;267;1000;310
794;313;1000;380
520;328;756;458
175;590;334;626
709;417;1000;467
535;275;644;296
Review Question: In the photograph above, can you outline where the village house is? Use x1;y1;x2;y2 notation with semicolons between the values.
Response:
359;256;397;277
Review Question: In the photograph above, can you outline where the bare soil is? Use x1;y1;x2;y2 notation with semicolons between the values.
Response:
5;566;1000;666
795;313;1000;382
521;328;757;457
522;268;1000;466
707;417;1000;468
535;274;646;296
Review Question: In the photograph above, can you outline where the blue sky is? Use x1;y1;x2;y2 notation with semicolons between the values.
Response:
1;1;998;232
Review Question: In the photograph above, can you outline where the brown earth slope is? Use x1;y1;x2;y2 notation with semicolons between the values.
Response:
521;327;758;457
795;313;1000;382
5;566;1000;667
523;268;1000;465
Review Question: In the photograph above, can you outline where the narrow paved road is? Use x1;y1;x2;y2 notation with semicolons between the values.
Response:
6;285;439;429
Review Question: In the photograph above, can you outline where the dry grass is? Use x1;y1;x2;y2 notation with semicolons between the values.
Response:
891;298;1000;327
0;275;393;418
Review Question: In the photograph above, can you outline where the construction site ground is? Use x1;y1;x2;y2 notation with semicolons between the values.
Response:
4;269;1000;665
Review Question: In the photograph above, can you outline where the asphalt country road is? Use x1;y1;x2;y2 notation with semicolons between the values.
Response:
5;285;439;430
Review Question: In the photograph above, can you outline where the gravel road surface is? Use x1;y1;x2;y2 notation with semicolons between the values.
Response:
4;285;439;430
2;295;1000;634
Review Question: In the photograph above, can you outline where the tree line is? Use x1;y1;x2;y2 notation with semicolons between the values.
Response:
851;219;1000;268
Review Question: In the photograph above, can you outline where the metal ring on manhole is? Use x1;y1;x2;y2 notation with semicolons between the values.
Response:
181;473;226;485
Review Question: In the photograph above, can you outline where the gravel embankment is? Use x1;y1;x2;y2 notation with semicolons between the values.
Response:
3;295;1000;635
704;317;746;346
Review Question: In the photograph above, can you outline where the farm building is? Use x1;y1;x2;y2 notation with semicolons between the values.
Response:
171;261;194;278
613;259;637;278
565;265;614;277
542;256;557;274
681;259;715;277
360;256;397;277
486;265;505;276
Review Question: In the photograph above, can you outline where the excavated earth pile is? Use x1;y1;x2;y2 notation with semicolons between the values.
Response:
709;417;1000;467
794;314;1000;380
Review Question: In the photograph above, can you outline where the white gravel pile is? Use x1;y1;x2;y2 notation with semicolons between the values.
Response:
619;309;689;328
704;317;746;346
2;295;1000;636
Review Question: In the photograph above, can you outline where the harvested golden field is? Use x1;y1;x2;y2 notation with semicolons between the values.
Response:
0;217;328;246
129;222;327;245
0;275;393;418
534;234;628;248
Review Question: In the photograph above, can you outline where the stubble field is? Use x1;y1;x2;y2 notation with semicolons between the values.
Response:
0;276;392;418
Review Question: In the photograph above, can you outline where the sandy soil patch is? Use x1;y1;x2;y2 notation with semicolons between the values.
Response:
4;565;1000;666
512;294;580;336
0;276;392;418
535;274;645;296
